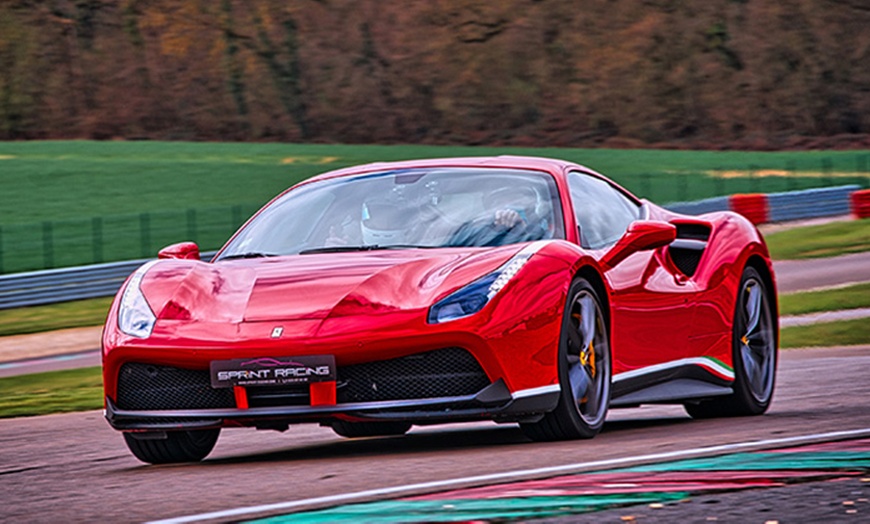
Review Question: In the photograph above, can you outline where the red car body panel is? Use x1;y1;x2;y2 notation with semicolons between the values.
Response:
102;156;776;431
102;243;581;402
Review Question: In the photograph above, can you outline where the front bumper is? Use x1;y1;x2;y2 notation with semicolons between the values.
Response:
105;380;560;431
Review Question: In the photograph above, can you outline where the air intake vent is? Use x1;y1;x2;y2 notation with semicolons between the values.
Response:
675;222;711;241
117;363;234;410
337;347;490;403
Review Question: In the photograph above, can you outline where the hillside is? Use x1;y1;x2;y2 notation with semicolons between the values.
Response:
1;0;869;148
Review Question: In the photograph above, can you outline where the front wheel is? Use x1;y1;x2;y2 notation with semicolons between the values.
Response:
685;266;777;418
522;277;611;441
123;428;220;464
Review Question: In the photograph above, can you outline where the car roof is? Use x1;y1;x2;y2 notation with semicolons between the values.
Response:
279;155;641;208
300;156;591;186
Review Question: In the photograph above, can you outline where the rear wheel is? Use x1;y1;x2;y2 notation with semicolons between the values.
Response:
123;429;220;464
522;277;611;441
331;420;411;438
685;266;777;418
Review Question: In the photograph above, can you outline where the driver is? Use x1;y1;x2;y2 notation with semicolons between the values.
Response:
324;194;426;248
448;186;550;247
360;199;408;246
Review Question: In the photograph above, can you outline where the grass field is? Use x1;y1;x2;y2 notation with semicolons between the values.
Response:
0;366;102;418
0;141;868;272
0;297;112;337
764;219;870;259
1;141;868;225
780;318;870;349
780;282;870;316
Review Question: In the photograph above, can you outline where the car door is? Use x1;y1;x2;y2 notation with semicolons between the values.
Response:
567;171;696;383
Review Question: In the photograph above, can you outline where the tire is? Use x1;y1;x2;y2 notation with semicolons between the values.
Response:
123;429;220;464
331;420;412;438
521;277;611;441
685;266;777;419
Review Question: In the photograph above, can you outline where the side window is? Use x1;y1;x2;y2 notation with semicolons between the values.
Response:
568;172;640;249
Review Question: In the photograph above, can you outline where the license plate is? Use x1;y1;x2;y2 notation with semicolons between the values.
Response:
210;355;336;388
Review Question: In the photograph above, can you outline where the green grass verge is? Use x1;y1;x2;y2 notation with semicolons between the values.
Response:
780;318;870;348
0;297;112;337
779;282;870;316
0;366;102;418
765;219;870;259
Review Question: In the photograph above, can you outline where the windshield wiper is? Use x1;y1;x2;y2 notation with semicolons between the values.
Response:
299;244;433;255
219;252;278;260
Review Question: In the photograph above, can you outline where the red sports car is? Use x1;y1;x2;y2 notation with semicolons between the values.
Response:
102;156;778;464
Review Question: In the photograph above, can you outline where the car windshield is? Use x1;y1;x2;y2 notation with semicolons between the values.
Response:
218;167;564;258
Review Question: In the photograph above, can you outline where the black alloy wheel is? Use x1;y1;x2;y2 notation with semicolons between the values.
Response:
522;277;611;441
685;266;777;418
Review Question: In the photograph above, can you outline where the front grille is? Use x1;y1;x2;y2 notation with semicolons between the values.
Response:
116;347;490;411
117;363;234;410
337;347;490;403
247;385;310;408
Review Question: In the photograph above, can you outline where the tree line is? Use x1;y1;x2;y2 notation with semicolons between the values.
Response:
1;0;868;148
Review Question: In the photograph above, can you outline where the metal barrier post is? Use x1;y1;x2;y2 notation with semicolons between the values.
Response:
92;217;103;264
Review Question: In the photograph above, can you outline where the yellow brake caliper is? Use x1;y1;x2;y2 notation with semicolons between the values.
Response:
573;312;595;404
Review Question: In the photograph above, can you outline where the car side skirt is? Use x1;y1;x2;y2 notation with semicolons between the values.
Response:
610;358;734;407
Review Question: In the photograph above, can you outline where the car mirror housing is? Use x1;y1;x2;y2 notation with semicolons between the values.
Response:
600;220;676;269
158;242;201;261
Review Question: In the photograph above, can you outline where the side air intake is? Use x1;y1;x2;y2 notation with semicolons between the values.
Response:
668;222;711;277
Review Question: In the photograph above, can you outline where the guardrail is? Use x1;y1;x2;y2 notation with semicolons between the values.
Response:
0;259;146;309
666;184;860;224
0;252;216;310
0;184;864;310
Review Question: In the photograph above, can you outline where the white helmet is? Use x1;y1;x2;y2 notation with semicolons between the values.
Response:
361;200;407;246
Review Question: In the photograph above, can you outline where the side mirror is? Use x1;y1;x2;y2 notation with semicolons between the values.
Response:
158;242;201;261
600;221;676;270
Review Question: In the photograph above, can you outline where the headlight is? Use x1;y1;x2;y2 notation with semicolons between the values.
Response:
428;243;543;324
118;261;158;338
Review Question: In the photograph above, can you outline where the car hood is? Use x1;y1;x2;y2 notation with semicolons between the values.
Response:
138;247;523;323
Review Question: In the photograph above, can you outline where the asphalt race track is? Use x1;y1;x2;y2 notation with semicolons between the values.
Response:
0;346;868;523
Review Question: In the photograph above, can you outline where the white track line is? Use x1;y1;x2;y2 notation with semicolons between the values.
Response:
148;427;870;524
